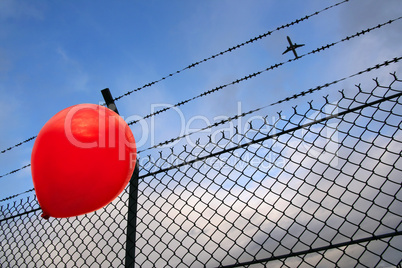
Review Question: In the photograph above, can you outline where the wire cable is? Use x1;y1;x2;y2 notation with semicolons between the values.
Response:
139;90;402;179
0;0;351;156
137;58;401;154
0;1;370;157
0;188;35;203
0;208;41;223
0;164;31;180
3;59;400;203
1;16;400;198
219;231;402;268
127;16;402;126
113;0;351;101
0;136;36;155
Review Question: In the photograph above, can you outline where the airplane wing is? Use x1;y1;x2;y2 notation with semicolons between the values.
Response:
294;43;305;49
282;47;292;55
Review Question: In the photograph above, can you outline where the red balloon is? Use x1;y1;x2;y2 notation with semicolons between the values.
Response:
31;104;136;219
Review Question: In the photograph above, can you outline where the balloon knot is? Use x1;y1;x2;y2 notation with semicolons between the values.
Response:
41;213;50;220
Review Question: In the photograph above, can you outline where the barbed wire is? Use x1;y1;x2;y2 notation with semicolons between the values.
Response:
0;0;352;157
138;90;402;179
0;15;400;202
0;136;36;154
113;0;350;101
0;188;35;203
127;16;402;126
137;106;265;154
1;79;401;267
0;57;400;203
138;58;401;154
0;164;31;180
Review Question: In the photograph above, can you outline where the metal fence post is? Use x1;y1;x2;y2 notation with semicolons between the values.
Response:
125;162;139;268
101;88;119;114
101;88;139;267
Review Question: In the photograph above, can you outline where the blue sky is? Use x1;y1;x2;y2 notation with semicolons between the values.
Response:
1;0;401;201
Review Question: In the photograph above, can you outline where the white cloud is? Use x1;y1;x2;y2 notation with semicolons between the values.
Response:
1;72;400;267
127;75;402;266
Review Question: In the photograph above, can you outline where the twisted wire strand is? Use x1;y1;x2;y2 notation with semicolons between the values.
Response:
1;15;401;199
0;1;352;156
137;58;401;154
0;188;35;203
2;57;400;202
127;16;402;126
0;136;36;155
0;164;31;180
139;90;402;179
113;0;350;101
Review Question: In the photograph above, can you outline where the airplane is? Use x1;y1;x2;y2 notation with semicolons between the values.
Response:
282;36;305;59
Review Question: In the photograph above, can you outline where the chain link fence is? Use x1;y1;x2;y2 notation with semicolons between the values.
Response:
1;73;401;267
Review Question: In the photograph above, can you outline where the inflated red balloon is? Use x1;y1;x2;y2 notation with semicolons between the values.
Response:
31;104;136;219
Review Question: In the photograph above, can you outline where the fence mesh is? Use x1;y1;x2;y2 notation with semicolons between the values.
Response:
1;73;401;267
0;192;130;267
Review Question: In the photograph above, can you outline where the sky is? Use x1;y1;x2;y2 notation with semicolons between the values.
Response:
1;1;402;266
0;0;402;203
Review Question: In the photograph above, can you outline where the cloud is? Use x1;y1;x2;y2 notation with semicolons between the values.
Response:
339;0;401;30
329;0;402;83
1;73;400;267
1;1;401;267
129;75;402;266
